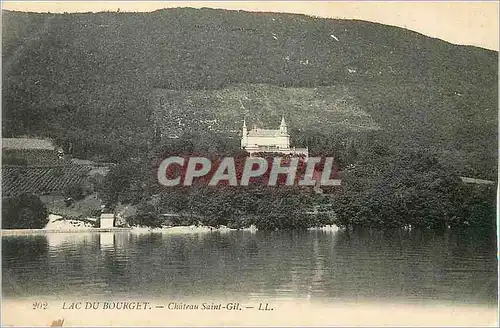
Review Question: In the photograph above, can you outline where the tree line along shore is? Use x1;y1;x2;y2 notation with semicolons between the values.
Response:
2;133;495;233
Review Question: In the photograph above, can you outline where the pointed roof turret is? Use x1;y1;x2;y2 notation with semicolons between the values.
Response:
280;114;287;127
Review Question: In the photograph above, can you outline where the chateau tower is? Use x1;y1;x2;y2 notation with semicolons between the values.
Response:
279;114;288;135
241;118;248;148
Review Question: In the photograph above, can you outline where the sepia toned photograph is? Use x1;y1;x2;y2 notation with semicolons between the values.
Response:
1;1;498;326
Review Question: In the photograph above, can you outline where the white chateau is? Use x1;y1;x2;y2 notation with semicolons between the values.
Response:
240;116;309;158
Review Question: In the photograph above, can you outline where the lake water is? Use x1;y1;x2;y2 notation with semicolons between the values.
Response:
3;228;497;306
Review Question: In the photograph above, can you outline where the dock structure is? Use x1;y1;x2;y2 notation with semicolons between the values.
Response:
100;213;115;228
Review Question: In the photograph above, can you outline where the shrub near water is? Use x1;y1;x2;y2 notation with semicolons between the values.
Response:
333;147;496;230
2;194;49;229
158;184;319;231
127;202;163;228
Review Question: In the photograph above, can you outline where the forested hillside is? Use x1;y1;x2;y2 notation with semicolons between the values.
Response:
2;8;497;177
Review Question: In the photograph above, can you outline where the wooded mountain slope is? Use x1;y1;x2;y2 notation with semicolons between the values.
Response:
2;8;497;177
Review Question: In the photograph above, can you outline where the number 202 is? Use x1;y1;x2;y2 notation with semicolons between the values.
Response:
33;302;48;310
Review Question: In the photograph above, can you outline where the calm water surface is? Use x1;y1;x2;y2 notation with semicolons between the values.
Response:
2;228;497;304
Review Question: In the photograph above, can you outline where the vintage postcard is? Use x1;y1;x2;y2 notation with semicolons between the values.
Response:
1;1;498;326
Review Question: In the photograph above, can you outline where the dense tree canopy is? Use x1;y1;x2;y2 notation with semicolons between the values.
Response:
333;147;496;230
2;194;49;229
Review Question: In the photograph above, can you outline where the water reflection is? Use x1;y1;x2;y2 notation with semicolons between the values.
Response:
100;233;115;250
2;235;49;262
2;229;497;305
46;232;95;249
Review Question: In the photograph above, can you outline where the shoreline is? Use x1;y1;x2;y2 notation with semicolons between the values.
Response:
1;213;339;236
1;227;131;236
1;224;341;236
